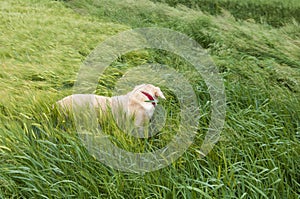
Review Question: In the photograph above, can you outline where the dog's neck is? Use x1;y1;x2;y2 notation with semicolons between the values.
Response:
141;91;156;106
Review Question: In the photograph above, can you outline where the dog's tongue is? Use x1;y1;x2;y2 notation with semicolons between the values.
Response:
141;91;156;106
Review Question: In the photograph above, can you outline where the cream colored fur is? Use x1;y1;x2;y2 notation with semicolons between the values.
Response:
56;84;165;127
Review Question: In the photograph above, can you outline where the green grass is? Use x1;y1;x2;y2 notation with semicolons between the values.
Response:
152;0;300;27
1;0;300;198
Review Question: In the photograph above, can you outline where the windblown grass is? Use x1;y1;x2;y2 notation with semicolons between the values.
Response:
0;0;299;198
152;0;300;27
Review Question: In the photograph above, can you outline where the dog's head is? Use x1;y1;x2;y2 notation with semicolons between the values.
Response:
132;84;165;107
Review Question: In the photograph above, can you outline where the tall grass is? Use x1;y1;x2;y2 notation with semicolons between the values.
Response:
0;0;299;198
152;0;300;27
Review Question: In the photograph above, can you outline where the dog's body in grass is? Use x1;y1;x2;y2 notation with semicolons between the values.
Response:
56;84;165;129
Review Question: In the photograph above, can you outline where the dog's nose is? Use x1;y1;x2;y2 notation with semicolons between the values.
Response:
156;90;166;99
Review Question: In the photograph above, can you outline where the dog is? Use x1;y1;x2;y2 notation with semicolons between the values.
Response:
56;84;165;129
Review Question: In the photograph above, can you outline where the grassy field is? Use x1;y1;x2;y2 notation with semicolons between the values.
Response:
0;0;299;198
152;0;300;27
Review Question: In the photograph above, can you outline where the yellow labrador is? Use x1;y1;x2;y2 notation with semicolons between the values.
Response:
56;84;165;128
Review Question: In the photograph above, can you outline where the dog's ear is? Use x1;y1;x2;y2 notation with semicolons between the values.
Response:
154;87;166;99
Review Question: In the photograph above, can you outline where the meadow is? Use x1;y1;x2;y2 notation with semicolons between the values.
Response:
0;0;299;198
